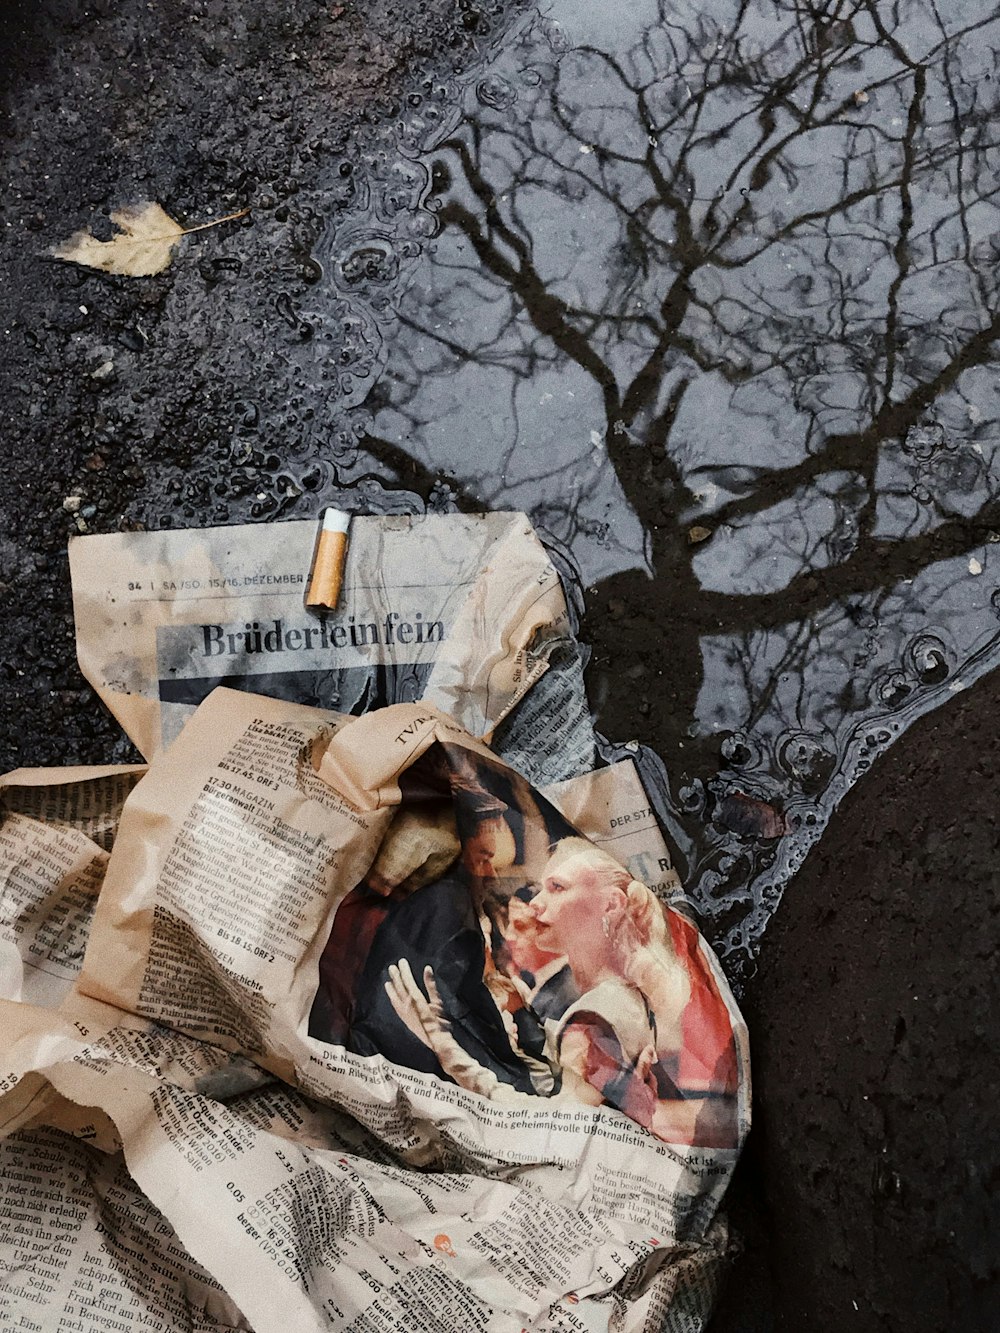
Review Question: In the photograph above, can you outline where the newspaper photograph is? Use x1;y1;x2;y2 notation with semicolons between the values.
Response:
311;732;740;1150
0;689;749;1332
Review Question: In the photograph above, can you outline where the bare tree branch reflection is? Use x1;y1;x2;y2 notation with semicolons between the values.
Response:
359;0;1000;960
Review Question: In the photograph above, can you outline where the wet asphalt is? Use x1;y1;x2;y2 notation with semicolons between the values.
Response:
4;2;1000;1328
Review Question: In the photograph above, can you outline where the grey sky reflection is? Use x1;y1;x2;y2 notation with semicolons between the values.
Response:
354;0;1000;977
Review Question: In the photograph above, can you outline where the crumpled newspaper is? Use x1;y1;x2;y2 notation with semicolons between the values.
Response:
0;514;749;1332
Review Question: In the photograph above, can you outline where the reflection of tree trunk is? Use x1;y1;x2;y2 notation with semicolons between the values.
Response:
585;559;713;782
585;370;719;778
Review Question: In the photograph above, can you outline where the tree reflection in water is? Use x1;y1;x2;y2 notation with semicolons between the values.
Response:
344;0;1000;979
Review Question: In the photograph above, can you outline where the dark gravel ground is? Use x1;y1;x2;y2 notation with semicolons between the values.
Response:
3;3;999;1331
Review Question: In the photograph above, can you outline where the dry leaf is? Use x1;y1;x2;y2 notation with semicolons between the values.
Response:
48;202;249;277
716;790;789;839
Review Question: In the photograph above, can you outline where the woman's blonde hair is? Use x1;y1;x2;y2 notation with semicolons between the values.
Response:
544;838;657;944
543;838;690;1035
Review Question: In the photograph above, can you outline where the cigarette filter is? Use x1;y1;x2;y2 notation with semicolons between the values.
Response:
306;508;351;610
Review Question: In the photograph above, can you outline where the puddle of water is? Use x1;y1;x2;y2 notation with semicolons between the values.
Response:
147;0;1000;984
321;0;1000;984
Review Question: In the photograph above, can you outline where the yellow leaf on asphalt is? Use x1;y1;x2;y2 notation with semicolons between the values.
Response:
48;202;248;277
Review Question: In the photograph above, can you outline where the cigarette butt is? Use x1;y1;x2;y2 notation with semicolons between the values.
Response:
306;509;351;610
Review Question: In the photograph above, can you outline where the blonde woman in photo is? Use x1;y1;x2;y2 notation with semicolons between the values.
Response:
387;838;740;1147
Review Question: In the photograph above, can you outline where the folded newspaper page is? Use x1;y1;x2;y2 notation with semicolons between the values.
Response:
69;512;595;784
0;764;144;1007
0;691;749;1332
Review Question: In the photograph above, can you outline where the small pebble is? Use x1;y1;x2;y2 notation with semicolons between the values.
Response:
969;557;983;575
853;89;869;106
687;525;713;545
62;495;82;513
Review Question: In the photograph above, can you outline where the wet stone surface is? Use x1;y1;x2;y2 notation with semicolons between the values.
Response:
4;0;1000;989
